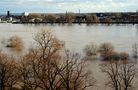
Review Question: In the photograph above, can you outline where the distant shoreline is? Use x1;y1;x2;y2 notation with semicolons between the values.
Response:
12;22;138;24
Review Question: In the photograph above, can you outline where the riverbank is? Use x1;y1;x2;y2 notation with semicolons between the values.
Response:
12;21;138;24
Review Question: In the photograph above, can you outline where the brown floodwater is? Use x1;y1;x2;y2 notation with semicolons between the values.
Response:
0;23;138;90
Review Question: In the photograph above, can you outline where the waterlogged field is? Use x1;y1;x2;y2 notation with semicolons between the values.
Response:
0;23;138;90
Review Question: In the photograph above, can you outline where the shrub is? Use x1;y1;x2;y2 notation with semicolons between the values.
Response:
99;43;114;60
99;43;114;54
6;35;24;52
120;52;129;60
83;42;98;57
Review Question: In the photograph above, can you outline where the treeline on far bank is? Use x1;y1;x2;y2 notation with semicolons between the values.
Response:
18;12;138;24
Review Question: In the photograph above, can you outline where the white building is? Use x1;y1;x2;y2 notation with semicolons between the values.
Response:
10;17;12;21
23;12;29;16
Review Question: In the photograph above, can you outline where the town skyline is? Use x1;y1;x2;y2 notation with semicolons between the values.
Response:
0;0;138;13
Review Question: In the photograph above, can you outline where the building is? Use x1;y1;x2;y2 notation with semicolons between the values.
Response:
75;14;86;23
7;11;10;17
22;12;29;16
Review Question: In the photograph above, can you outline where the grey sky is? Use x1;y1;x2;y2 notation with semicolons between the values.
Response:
0;0;138;13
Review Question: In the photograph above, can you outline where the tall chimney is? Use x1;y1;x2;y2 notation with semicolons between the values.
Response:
7;10;10;17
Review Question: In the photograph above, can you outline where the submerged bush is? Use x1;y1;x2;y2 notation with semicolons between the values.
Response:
101;51;119;60
120;52;129;60
83;42;98;57
99;43;114;60
99;43;114;54
99;43;129;61
6;35;24;52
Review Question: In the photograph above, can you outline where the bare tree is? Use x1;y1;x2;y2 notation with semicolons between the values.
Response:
18;52;38;90
18;30;95;90
83;42;98;58
86;14;99;23
132;43;138;61
55;50;96;90
104;18;112;24
99;43;114;54
0;51;18;90
119;61;137;90
119;52;129;61
100;60;137;90
33;30;95;90
45;14;57;23
100;60;121;90
99;43;114;60
6;35;24;52
65;13;75;23
25;30;63;90
34;30;63;60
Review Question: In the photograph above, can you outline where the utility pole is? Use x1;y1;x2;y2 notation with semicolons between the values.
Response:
79;9;80;14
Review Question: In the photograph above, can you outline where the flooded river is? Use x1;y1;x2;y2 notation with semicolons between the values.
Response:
0;23;138;90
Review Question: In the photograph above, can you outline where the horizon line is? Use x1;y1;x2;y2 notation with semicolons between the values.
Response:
0;11;137;14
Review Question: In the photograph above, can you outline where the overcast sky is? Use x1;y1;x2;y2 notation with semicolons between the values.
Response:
0;0;138;13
